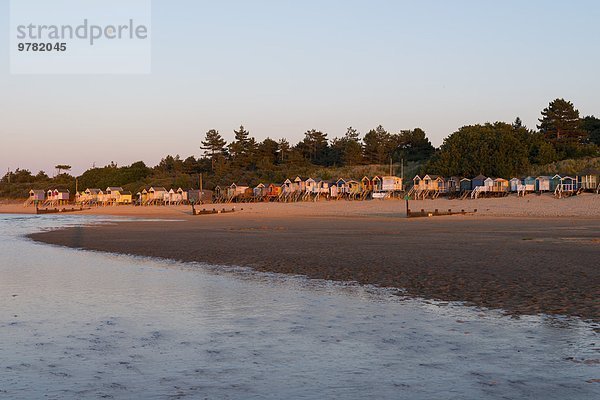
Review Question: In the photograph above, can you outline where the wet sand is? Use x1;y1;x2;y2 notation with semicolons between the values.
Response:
27;200;600;322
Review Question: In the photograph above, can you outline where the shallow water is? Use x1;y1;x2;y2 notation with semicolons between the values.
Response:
0;214;598;399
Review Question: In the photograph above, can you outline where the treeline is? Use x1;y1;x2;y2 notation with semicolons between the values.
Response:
427;99;600;177
1;98;599;198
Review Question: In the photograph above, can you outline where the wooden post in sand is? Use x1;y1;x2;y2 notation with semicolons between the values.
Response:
404;194;410;217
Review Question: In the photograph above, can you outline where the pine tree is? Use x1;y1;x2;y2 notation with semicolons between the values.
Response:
228;125;251;162
512;117;523;129
277;139;291;163
363;125;392;164
341;127;363;166
537;99;583;142
200;129;227;171
581;116;600;146
300;129;329;165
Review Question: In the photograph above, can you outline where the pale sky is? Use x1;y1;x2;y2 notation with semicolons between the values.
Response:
1;0;599;175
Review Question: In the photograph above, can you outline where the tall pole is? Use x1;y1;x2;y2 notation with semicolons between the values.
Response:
401;158;404;191
389;157;392;176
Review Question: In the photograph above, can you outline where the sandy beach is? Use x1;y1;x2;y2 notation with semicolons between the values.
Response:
2;192;600;218
12;195;599;322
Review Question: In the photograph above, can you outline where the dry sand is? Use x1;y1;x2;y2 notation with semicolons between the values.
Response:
14;194;600;322
2;192;600;218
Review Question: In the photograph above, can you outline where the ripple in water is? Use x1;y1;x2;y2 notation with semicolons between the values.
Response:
0;214;598;399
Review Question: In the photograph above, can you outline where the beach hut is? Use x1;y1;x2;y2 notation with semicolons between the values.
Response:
54;189;70;201
226;184;237;199
253;183;267;197
483;177;494;192
382;176;403;192
372;176;383;192
305;178;317;193
166;188;178;204
137;188;149;204
105;187;125;204
509;178;521;192
187;189;214;204
228;183;250;199
310;179;322;194
459;178;472;192
347;180;361;195
227;183;238;198
329;180;339;197
26;189;45;206
336;178;348;194
560;176;578;192
119;191;132;204
188;189;200;204
265;183;280;198
46;189;70;205
360;177;373;192
492;178;509;193
578;169;600;191
149;187;168;204
472;174;487;188
535;176;551;192
214;185;223;199
293;176;306;192
550;175;562;192
429;175;442;192
316;180;330;194
523;176;536;192
282;179;294;193
412;175;423;191
29;190;45;202
446;177;461;193
84;188;102;202
177;188;187;203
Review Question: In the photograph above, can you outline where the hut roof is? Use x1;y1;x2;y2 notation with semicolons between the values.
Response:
580;168;600;176
424;174;441;180
106;187;124;192
473;174;487;180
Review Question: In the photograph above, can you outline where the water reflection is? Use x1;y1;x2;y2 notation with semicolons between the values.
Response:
0;215;598;399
